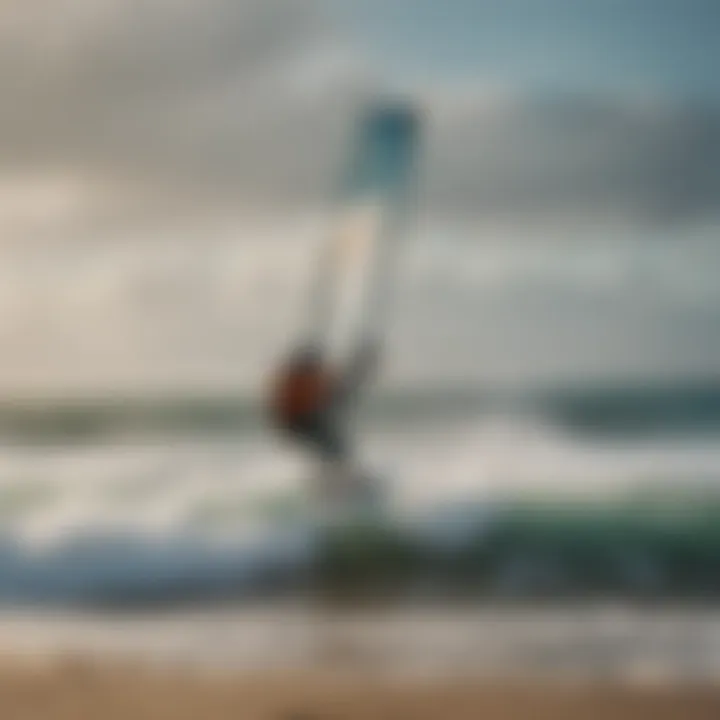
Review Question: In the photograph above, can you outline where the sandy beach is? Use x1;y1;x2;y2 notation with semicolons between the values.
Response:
0;659;719;720
0;605;719;718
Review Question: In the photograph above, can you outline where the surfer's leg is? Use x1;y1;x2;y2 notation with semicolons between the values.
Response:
308;414;364;511
313;424;385;513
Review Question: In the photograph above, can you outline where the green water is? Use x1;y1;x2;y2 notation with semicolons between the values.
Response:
314;493;720;600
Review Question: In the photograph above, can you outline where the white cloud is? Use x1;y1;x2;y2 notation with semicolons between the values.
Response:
0;0;368;228
421;90;720;225
2;1;719;231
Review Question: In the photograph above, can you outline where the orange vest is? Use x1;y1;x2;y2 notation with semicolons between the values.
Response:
270;363;335;426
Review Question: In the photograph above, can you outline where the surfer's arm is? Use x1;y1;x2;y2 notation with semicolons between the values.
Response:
335;338;379;402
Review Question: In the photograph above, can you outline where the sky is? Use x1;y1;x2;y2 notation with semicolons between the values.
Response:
0;0;718;396
335;0;720;98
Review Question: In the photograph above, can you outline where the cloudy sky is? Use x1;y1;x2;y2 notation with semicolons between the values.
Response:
341;0;720;96
0;0;718;396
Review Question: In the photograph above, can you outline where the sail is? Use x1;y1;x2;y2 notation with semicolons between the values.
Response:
306;102;421;366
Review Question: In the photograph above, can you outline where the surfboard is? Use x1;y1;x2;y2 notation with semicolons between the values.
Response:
304;101;421;368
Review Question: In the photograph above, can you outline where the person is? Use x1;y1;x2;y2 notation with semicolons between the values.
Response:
269;339;378;462
268;339;380;510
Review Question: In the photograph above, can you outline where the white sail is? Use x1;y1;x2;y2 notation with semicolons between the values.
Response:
305;102;421;367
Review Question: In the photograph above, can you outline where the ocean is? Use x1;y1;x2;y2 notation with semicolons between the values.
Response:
0;381;719;607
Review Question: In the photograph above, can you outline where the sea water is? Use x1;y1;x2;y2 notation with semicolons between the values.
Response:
0;390;718;606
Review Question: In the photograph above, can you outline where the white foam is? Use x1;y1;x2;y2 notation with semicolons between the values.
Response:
0;417;718;600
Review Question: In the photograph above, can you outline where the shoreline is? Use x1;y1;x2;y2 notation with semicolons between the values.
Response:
1;603;720;681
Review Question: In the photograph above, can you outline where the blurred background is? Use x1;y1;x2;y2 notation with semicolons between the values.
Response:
0;0;719;683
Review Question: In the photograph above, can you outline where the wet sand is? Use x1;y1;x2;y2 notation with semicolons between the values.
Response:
2;604;720;718
2;604;720;678
0;659;719;720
